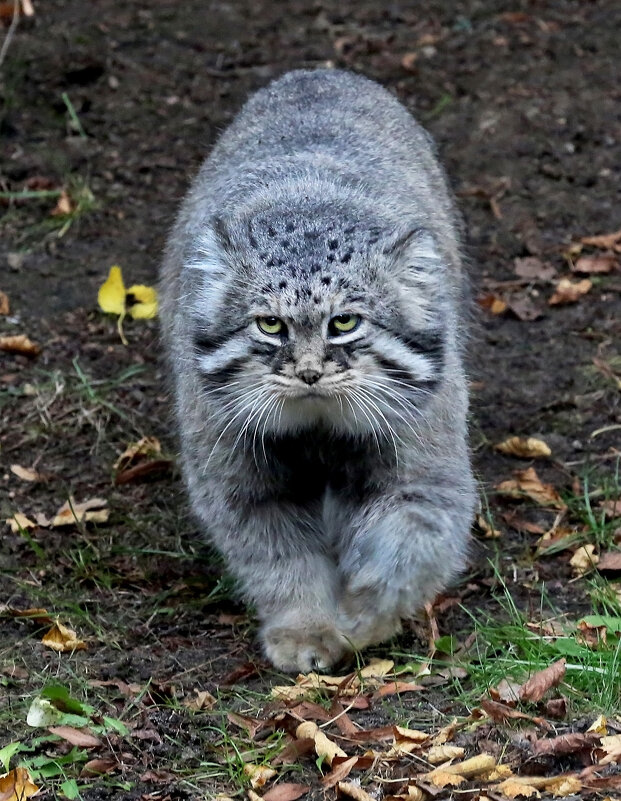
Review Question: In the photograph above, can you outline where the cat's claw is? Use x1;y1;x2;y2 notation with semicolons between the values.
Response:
262;623;350;673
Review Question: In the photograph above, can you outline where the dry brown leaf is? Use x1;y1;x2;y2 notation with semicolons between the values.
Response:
426;745;465;764
545;776;582;797
580;228;621;250
514;257;557;281
475;514;501;538
183;690;217;710
0;291;9;315
243;763;277;789
505;295;543;321
41;621;86;652
80;758;118;777
372;680;423;699
5;513;36;533
588;715;608;736
597;552;621;573
0;766;40;800
600;500;621;519
114;436;162;471
431;721;458;746
7;606;53;625
479;699;550;729
573;254;618;274
10;464;45;482
424;769;465;788
532;732;600;757
296;721;346;766
492;678;523;703
359;658;394;679
337;782;375;801
262;784;311;801
598;733;621;764
434;753;496;778
48;725;101;747
477;293;507;315
394;726;429;743
496;467;566;509
519;658;566;703
321;756;359;788
496;778;541;798
50;189;74;216
495;436;551;459
549;277;592;305
51;497;109;527
0;334;41;356
569;544;599;575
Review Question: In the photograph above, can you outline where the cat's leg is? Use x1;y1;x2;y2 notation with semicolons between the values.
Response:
193;494;348;672
335;467;476;650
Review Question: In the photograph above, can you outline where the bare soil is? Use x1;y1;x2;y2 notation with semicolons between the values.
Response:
1;1;620;799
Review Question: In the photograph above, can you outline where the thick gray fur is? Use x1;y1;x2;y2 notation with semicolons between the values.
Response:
160;69;476;672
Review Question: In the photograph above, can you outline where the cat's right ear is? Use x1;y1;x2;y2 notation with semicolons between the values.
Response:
212;215;234;253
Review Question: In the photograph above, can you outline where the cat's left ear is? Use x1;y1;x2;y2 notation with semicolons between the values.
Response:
384;226;448;327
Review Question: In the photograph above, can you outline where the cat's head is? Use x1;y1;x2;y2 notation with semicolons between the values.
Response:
186;205;449;441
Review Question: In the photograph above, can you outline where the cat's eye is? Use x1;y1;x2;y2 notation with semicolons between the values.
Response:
257;316;285;336
329;314;361;335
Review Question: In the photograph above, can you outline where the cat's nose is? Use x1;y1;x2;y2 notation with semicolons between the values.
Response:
297;367;322;385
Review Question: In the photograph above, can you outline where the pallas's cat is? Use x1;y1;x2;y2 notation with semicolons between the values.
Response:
160;69;476;672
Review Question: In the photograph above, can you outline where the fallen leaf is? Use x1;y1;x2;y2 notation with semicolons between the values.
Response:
545;776;582;797
337;782;375;801
479;699;550;729
0;334;41;356
262;784;310;801
48;725;101;748
433;753;496;778
514;257;557;281
0;766;40;800
496;467;566;509
0;291;9;315
544;697;567;719
80;758;118;777
5;513;36;533
573;254;617;274
183;690;217;710
97;265;158;320
492;678;523;703
495;778;541;798
50;189;74;216
423;769;465;788
599;733;621;764
41;622;86;652
7;606;53;625
495;436;551;459
321;756;359;788
596;551;621;573
569;544;599;576
426;745;465;764
10;464;46;482
505;294;544;321
51;497;109;527
600;500;621;519
243;763;277;789
114;436;162;470
519;658;566;703
579;228;621;250
296;721;346;766
532;732;600;757
549;277;592;305
372;681;423;699
475;514;501;538
359;658;394;679
587;715;608;735
477;293;507;315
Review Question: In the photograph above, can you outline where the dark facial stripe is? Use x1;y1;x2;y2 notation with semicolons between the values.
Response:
193;324;247;354
204;356;247;386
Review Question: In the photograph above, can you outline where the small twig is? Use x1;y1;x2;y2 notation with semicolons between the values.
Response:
0;0;20;70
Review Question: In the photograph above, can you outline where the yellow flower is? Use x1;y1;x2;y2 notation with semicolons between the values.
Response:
98;265;158;344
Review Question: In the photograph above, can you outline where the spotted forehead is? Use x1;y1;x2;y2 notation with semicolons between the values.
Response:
244;211;383;278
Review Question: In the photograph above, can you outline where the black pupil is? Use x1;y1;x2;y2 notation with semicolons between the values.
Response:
265;317;278;326
336;315;351;324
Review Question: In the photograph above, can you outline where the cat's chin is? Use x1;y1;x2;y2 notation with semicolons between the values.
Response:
269;394;375;437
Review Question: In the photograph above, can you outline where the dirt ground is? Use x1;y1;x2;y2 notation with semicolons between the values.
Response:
1;1;620;799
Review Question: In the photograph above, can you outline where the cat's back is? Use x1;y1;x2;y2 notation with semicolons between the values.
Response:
190;70;456;231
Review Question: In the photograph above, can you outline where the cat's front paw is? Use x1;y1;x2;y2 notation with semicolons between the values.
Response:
338;586;402;649
262;621;350;673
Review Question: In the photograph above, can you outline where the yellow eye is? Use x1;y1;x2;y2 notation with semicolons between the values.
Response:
257;316;285;336
329;314;360;335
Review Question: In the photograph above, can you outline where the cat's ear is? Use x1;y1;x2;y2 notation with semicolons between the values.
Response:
385;226;447;327
212;215;234;253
